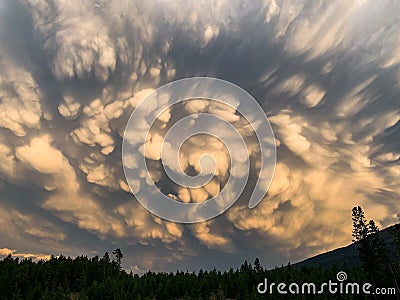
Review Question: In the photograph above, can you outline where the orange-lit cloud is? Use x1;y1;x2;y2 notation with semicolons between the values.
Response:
0;0;398;273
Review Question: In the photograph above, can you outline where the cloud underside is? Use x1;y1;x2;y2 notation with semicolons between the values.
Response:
0;0;399;272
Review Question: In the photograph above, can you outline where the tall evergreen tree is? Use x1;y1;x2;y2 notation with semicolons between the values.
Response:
352;206;394;288
112;249;123;271
254;257;262;273
352;206;369;242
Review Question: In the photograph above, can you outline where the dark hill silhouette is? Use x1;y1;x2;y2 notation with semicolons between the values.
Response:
293;223;399;269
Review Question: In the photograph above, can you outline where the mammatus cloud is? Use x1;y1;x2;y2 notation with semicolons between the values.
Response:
0;0;399;272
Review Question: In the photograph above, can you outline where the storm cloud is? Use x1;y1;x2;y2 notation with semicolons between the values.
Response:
0;0;399;272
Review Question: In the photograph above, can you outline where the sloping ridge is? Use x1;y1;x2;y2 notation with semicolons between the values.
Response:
293;223;399;269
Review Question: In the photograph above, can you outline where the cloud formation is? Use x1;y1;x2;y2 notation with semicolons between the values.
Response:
0;247;52;261
0;0;398;272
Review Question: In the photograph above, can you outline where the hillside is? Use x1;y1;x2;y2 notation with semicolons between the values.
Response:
293;223;399;269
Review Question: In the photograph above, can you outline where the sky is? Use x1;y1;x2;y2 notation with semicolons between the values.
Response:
0;0;399;273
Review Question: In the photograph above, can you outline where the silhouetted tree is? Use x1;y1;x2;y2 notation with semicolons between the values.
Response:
352;206;368;242
254;257;262;273
352;206;394;288
112;248;123;271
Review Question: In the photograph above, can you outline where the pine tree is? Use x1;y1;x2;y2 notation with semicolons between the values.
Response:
254;258;262;273
368;219;379;234
352;206;394;287
352;206;369;242
112;249;123;271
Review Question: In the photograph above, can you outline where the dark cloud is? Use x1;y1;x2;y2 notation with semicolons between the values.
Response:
0;0;398;272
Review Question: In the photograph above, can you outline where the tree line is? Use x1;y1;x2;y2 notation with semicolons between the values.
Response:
0;206;398;299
